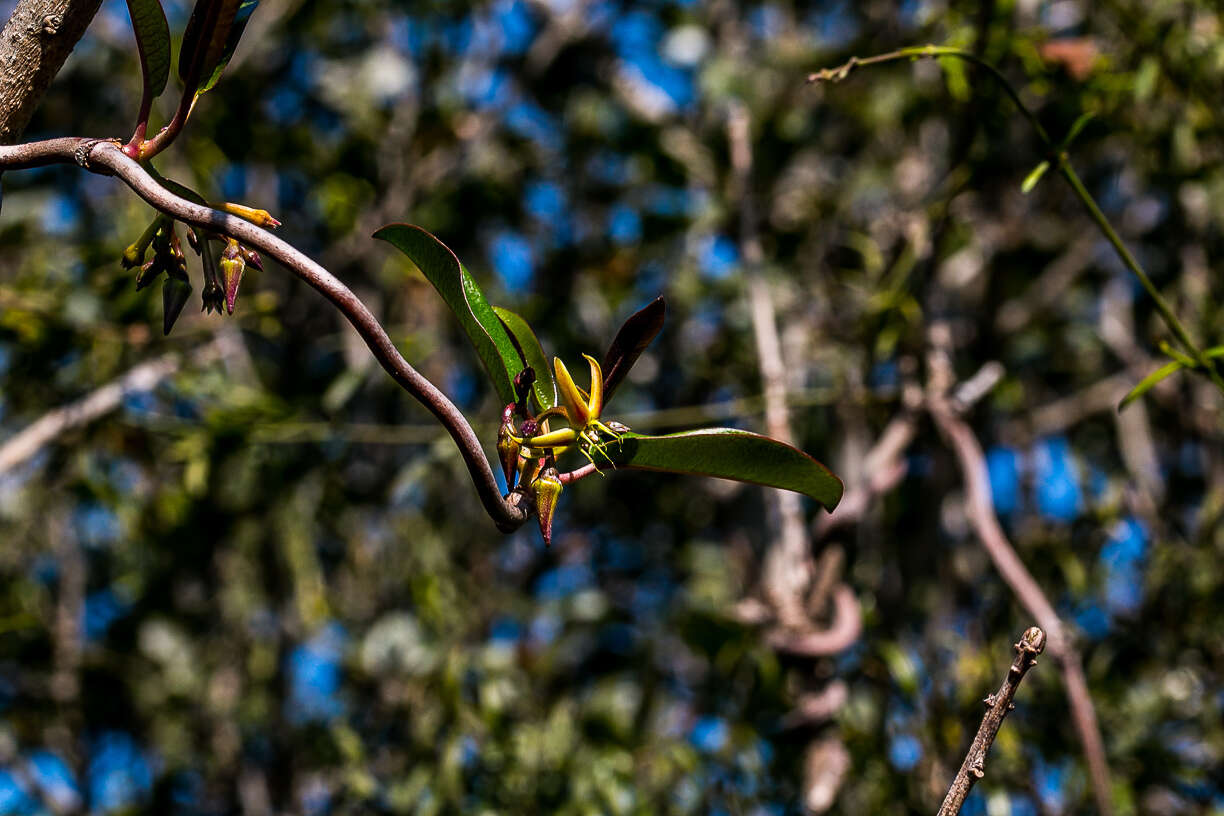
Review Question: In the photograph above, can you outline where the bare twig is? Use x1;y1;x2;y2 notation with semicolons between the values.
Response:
929;399;1114;816
810;46;1224;398
936;626;1047;816
0;137;532;532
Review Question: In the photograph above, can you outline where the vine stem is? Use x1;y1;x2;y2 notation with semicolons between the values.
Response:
0;136;532;533
810;45;1224;397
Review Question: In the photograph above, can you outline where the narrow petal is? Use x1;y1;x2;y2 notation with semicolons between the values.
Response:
582;354;604;421
554;357;590;427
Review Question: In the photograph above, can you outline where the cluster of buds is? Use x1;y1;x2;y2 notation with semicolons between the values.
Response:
497;354;631;546
122;218;193;335
122;218;263;332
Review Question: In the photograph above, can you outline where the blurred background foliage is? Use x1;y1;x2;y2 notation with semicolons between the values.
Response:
1;0;1223;813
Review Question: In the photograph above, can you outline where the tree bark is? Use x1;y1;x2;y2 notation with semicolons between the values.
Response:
0;0;102;144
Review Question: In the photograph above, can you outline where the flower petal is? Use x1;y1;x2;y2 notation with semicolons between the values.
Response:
554;357;590;427
582;354;604;421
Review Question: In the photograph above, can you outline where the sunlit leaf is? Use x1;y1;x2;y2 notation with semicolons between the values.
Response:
602;297;665;401
374;224;520;405
126;0;171;101
604;429;843;511
1118;360;1184;411
492;306;557;411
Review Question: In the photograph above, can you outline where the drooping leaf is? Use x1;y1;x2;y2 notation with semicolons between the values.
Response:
601;297;665;400
374;224;521;405
604;429;843;511
126;0;171;101
1118;360;1184;411
1021;160;1049;194
178;0;259;97
493;306;557;411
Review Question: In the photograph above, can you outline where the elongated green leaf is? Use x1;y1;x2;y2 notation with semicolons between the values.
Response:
1060;111;1095;150
127;0;171;100
602;296;665;401
492;306;557;411
178;0;258;96
1203;345;1224;359
1119;360;1184;411
604;429;843;511
1021;160;1049;194
374;224;520;405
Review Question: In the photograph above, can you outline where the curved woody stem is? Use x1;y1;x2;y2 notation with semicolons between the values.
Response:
0;136;531;532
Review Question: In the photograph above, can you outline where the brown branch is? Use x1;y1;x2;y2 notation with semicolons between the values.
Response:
0;137;532;533
767;584;862;657
936;627;1047;816
929;399;1115;816
0;352;182;475
728;99;817;628
0;0;102;144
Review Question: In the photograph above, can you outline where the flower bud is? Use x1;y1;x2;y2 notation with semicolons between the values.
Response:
134;257;163;290
219;239;246;315
532;466;563;547
497;419;522;491
162;275;193;336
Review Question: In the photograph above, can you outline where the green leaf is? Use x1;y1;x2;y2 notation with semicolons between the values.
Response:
492;306;557;411
1203;345;1224;359
374;224;520;406
1060;111;1095;149
604;429;843;511
178;0;259;97
1118;360;1184;411
602;297;665;401
1021;161;1049;194
1158;341;1199;369
126;0;171;100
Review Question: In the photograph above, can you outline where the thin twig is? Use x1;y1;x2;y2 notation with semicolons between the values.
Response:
0;137;532;532
936;626;1047;816
811;45;1224;397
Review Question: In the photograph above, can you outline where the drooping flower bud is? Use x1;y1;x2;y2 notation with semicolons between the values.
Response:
199;236;224;315
497;407;522;491
184;225;201;255
532;466;563;547
219;239;246;315
134;256;164;290
121;217;162;270
242;246;263;272
162;275;193;336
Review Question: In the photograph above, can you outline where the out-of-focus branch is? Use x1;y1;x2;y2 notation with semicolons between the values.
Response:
728;100;816;628
767;585;862;657
0;137;532;533
929;394;1114;816
0;335;241;475
936;627;1047;816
